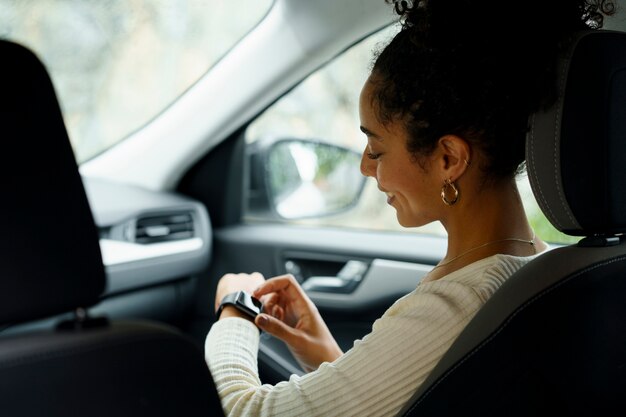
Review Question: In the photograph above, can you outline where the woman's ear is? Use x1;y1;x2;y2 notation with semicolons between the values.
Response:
435;135;471;181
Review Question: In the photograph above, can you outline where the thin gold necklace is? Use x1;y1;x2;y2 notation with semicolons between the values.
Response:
432;235;536;270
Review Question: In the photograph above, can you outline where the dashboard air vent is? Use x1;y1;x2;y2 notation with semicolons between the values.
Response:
135;212;194;244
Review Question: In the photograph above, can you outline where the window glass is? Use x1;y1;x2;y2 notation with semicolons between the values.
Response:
246;25;578;245
0;0;273;162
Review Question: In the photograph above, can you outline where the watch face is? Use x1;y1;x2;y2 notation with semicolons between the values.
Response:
236;291;263;317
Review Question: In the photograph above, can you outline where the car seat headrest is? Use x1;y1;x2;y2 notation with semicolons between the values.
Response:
0;40;105;325
527;30;626;237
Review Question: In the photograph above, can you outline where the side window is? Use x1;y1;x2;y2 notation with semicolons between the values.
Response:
245;26;577;245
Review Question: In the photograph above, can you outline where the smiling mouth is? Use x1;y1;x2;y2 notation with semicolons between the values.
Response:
378;186;395;205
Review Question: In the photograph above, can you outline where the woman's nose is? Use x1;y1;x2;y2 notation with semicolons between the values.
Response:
360;149;374;177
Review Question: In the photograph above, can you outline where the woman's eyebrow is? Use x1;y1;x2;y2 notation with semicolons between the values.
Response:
360;125;384;141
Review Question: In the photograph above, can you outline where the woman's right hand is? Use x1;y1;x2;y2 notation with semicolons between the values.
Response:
253;274;343;373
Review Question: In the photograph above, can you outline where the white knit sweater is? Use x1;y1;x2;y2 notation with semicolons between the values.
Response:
205;253;539;416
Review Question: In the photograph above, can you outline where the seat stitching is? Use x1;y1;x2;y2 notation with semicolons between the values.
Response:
403;255;626;415
528;114;561;229
553;57;578;228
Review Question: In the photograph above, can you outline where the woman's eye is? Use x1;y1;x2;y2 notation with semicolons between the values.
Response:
367;152;381;160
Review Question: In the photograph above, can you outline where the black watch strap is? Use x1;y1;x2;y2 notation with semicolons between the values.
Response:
216;291;263;320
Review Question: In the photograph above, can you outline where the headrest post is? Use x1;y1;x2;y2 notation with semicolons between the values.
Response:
56;308;109;331
75;307;88;323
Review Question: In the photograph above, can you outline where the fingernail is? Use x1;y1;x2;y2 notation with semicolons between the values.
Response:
257;314;268;326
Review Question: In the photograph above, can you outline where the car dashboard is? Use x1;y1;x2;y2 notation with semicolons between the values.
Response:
85;177;211;296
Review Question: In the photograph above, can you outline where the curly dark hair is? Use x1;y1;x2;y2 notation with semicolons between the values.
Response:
371;0;616;180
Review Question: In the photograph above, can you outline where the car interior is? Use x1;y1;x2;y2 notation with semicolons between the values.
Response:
0;0;625;415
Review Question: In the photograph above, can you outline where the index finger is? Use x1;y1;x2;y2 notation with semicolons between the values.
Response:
253;274;304;299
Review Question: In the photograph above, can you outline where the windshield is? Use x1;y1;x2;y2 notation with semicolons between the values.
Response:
0;0;273;162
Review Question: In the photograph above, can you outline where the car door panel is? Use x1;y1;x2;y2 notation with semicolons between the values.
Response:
304;258;434;311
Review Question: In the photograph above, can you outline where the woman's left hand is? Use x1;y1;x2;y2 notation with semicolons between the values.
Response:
214;272;266;316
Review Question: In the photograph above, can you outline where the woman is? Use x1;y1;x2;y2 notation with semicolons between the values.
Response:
205;0;614;415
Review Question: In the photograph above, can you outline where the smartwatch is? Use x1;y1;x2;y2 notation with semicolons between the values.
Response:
216;291;263;320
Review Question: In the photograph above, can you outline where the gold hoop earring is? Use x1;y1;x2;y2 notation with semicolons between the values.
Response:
441;178;459;206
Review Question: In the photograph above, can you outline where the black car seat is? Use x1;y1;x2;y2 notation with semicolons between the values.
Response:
0;40;225;417
399;30;626;416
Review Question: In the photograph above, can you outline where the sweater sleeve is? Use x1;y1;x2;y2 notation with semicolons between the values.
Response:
205;279;486;417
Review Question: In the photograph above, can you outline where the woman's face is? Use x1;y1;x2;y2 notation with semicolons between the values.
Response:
358;78;441;228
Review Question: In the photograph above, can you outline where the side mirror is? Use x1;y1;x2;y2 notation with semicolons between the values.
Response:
248;139;365;220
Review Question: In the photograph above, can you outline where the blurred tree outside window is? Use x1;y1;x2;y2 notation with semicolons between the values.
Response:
0;0;272;162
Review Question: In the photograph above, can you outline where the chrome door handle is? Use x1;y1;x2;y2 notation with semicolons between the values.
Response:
301;260;369;294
